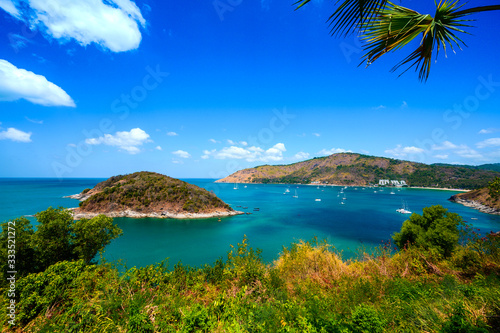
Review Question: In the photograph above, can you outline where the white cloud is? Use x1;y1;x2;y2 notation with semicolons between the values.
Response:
476;138;500;149
85;128;151;154
7;0;145;53
0;59;75;107
202;143;287;163
155;145;162;151
293;152;310;160
318;148;352;156
312;133;320;137
25;117;43;124
172;150;191;158
373;105;386;110
401;101;408;108
0;0;21;18
433;154;449;160
227;139;236;145
384;145;424;158
455;147;483;160
431;140;458;151
167;131;178;136
209;138;219;143
478;128;499;134
240;141;248;146
0;128;32;142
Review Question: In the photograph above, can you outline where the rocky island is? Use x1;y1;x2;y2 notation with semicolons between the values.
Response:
70;171;243;219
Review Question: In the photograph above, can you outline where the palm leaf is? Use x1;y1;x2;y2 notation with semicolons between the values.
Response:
361;0;472;81
294;0;389;36
327;0;389;36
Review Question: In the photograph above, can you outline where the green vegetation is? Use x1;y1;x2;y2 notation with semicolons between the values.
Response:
79;172;231;214
234;153;500;189
392;205;463;258
1;205;499;331
0;207;122;283
488;177;500;200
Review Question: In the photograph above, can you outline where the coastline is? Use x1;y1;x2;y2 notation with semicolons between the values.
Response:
409;186;470;192
218;182;471;192
70;208;244;220
449;197;500;215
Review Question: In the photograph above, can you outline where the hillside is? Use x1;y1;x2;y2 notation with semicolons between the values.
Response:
216;153;500;190
433;162;500;172
449;188;500;215
72;171;241;219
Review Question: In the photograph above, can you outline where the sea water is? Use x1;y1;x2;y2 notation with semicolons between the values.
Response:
1;178;499;268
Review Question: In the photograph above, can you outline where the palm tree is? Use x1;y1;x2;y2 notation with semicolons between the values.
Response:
294;0;500;81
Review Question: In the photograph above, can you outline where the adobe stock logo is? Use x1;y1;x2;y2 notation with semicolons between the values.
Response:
213;0;243;21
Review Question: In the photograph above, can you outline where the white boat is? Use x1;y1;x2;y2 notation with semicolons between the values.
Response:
293;190;298;198
244;185;247;188
285;188;290;193
233;183;239;190
390;190;395;195
396;201;411;214
315;198;321;202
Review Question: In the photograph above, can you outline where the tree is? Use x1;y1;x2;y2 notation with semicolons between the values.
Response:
392;205;463;257
488;177;500;200
32;207;74;270
0;217;36;277
0;207;123;282
294;0;500;81
72;214;122;264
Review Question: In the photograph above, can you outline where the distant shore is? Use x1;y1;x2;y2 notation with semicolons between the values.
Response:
222;182;471;192
409;186;470;192
70;208;244;220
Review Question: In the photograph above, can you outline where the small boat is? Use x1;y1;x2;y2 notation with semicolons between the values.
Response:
396;201;411;214
285;188;290;193
390;191;395;195
315;198;321;202
233;183;239;190
293;190;298;198
244;185;247;188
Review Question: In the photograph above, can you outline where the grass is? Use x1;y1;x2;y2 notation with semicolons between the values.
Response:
1;234;499;332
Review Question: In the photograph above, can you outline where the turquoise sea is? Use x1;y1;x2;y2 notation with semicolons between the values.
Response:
1;178;500;268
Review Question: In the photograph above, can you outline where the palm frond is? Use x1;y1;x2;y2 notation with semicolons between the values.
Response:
294;0;389;36
327;0;389;36
361;0;473;81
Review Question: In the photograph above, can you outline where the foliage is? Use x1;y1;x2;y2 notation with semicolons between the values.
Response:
294;0;500;81
392;205;463;257
73;214;123;263
1;208;499;332
0;207;122;284
488;177;500;200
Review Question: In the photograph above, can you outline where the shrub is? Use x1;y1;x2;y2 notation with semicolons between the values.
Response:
350;304;385;333
392;205;463;258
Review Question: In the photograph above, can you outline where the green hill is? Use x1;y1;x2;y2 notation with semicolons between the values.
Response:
433;163;500;172
217;153;499;190
76;171;234;216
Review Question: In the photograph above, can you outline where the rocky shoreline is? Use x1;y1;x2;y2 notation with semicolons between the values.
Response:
70;208;244;220
449;196;500;215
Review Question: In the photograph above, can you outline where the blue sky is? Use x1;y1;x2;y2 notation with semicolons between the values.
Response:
0;0;499;178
